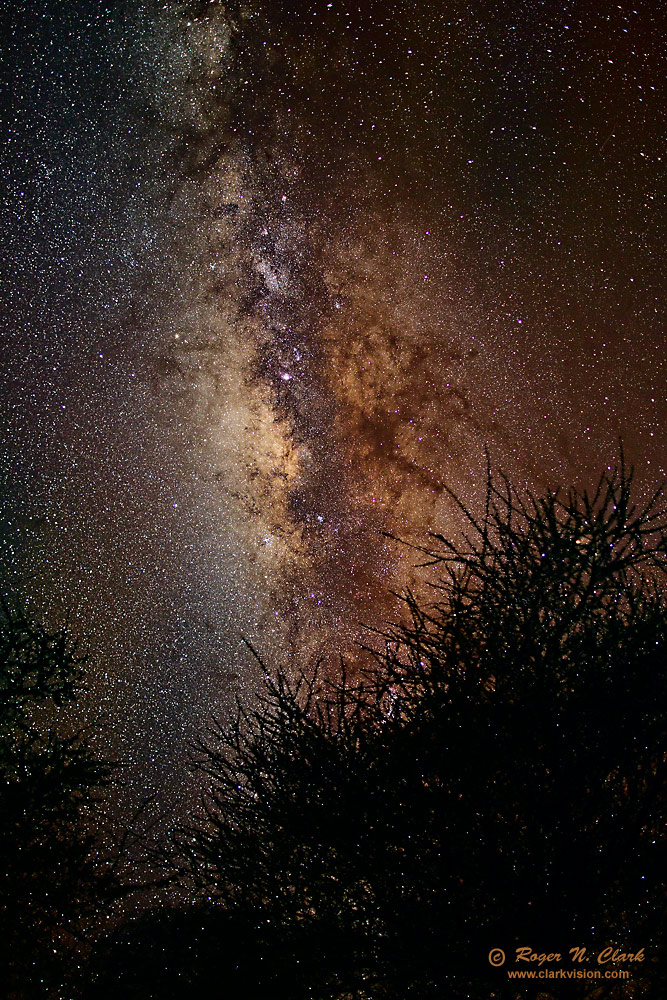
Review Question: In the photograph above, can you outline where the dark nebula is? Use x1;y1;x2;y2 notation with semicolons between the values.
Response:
1;0;664;803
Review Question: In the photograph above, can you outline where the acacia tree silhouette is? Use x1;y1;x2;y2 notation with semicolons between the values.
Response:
0;606;120;999
94;458;666;1000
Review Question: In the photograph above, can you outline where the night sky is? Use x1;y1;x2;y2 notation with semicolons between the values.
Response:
1;0;664;804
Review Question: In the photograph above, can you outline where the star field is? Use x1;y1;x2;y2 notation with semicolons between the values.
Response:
1;0;665;806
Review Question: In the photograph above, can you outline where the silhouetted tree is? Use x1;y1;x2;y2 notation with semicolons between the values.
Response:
0;606;119;999
117;459;665;999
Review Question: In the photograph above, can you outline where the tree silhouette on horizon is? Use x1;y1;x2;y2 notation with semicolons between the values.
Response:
88;459;667;998
0;605;122;999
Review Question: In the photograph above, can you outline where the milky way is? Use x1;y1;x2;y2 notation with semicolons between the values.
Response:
1;0;664;803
